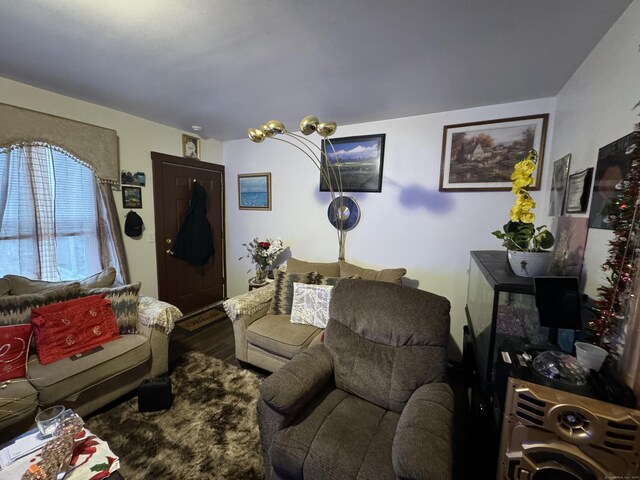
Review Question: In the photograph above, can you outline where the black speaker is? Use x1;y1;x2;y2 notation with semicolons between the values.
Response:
138;376;173;412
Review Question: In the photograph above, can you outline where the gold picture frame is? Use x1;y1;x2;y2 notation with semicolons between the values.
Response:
182;134;201;159
238;173;272;211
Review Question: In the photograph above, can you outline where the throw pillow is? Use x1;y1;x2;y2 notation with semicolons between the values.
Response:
290;282;334;328
6;267;116;295
316;274;359;286
0;277;10;296
0;324;32;381
80;282;141;334
339;261;407;284
32;295;120;366
286;258;340;277
267;271;318;315
0;284;81;327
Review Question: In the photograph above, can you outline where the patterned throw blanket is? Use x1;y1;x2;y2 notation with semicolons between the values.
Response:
137;296;182;334
223;284;275;322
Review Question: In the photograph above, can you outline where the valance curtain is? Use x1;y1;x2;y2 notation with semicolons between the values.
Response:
0;103;119;184
0;103;129;283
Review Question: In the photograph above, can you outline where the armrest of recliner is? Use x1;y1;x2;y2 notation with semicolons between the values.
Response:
260;344;334;416
392;382;453;480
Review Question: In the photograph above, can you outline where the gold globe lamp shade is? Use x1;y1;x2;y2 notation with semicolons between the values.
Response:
300;115;319;135
265;120;286;136
317;122;337;138
247;128;265;143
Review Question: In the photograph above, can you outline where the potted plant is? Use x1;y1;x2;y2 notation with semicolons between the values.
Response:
492;150;555;277
240;237;285;283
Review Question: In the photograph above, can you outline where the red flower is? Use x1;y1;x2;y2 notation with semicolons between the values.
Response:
258;242;270;249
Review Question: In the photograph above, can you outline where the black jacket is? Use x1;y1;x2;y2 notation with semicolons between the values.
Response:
172;181;215;266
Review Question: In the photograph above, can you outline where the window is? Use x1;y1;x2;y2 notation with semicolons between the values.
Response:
0;144;101;280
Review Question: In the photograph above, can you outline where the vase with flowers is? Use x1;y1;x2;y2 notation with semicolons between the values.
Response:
240;237;285;284
491;150;555;277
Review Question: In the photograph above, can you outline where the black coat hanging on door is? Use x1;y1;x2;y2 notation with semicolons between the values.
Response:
172;181;215;266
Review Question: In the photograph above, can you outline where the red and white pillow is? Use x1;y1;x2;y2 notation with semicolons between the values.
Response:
0;324;32;381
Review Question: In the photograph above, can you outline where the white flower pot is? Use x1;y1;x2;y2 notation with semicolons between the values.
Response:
507;250;552;277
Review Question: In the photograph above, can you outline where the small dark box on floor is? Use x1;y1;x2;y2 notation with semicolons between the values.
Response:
138;376;173;412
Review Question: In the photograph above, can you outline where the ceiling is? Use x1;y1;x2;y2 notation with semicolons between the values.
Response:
0;1;632;141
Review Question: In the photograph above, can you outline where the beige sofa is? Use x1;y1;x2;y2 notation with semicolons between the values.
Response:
224;258;406;373
0;272;181;443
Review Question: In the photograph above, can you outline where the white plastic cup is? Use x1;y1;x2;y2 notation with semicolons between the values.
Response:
35;405;65;438
575;342;608;372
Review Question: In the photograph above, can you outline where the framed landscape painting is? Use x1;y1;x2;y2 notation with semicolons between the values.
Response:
439;114;549;192
238;173;271;211
320;134;385;192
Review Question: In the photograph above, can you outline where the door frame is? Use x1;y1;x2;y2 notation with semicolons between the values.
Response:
151;152;226;305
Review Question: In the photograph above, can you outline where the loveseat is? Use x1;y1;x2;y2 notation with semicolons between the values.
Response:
224;258;406;373
0;268;181;443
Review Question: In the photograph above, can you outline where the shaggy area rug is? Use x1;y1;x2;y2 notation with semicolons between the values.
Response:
85;352;264;479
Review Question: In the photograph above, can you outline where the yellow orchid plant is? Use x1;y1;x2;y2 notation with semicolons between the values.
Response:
492;150;554;252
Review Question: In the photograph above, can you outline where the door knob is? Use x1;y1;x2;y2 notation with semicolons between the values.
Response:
166;249;174;255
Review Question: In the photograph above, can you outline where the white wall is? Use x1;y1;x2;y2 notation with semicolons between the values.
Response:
224;97;556;357
549;0;640;298
0;77;224;297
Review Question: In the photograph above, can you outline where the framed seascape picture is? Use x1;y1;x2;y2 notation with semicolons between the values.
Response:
588;131;640;229
182;134;201;159
320;134;385;193
565;168;593;214
547;154;571;216
122;186;142;209
238;173;271;210
439;114;549;192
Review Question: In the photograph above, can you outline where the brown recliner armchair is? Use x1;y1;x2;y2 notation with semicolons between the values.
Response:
257;279;453;480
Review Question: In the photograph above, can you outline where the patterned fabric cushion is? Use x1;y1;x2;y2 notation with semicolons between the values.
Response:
31;295;120;365
316;274;359;285
80;282;141;334
286;258;340;277
0;324;32;381
290;282;334;328
0;277;10;296
0;284;81;327
267;271;318;315
6;267;116;295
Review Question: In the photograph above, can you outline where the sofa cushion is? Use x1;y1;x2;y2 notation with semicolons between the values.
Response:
290;283;334;328
0;284;81;327
31;295;120;366
0;380;38;425
5;267;116;295
339;261;406;284
0;277;10;296
271;389;398;480
267;271;318;315
0;324;33;381
287;258;340;277
28;333;150;405
247;315;322;360
80;282;141;333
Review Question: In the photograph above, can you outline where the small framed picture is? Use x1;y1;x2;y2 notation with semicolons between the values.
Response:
182;134;201;159
439;114;549;191
238;173;271;210
565;168;593;214
548;154;571;216
121;170;146;186
320;134;385;192
122;186;142;209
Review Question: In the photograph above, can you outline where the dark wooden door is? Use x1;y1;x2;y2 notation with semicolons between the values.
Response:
151;152;225;314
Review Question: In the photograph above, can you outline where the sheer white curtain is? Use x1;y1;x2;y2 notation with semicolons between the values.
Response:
0;144;126;282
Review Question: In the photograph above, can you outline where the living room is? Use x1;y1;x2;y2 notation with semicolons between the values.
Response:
1;1;639;479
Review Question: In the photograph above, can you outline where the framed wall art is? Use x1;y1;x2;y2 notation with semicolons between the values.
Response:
122;186;142;209
121;170;146;186
238;173;271;210
547;154;571;216
565;168;593;214
182;134;201;159
320;134;385;193
588;131;640;229
439;114;549;192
